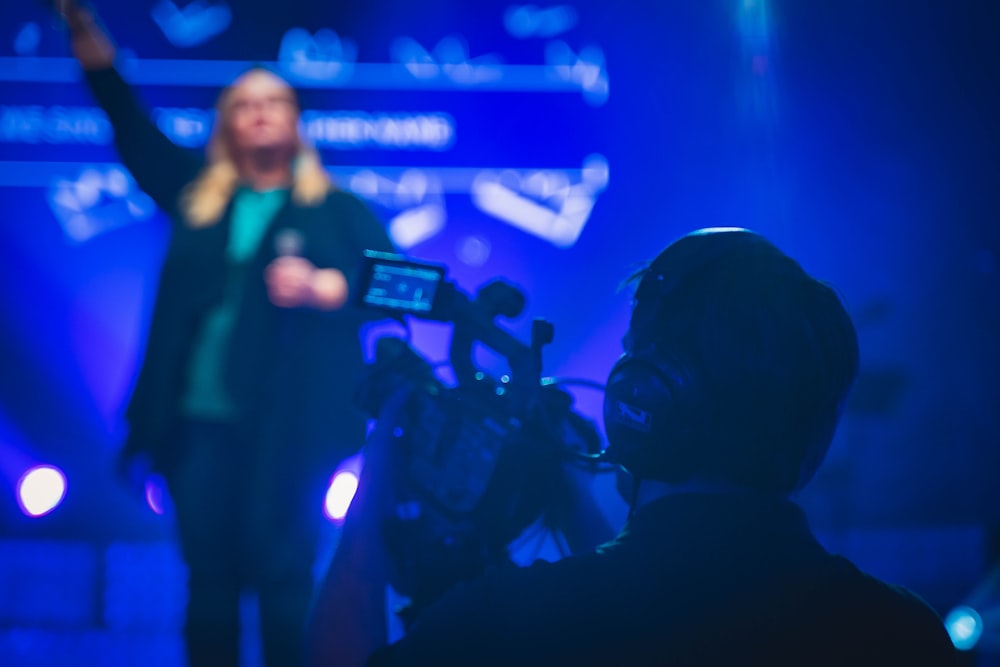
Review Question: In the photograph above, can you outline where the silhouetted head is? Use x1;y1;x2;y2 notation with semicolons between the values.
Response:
603;228;859;495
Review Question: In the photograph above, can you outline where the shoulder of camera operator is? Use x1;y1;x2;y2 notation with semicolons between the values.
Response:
365;543;606;667
62;1;204;216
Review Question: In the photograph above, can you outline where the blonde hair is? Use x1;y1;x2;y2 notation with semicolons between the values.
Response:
180;72;333;227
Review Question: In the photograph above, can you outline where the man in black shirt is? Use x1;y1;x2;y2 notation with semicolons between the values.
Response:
309;228;958;666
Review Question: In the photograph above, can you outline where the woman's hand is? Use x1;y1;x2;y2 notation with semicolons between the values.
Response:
264;256;348;310
57;1;117;71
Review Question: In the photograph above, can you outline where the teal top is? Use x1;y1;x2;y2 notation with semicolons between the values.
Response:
179;187;290;421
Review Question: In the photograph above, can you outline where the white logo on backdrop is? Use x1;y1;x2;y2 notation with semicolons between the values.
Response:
471;154;609;248
391;36;503;85
278;28;357;82
504;5;578;39
47;166;157;243
151;1;232;48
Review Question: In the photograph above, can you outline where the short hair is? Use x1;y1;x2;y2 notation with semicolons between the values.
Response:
626;228;859;493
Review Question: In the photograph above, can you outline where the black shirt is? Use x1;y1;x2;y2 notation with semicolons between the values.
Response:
369;493;957;666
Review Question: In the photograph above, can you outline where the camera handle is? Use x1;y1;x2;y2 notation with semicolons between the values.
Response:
441;278;551;403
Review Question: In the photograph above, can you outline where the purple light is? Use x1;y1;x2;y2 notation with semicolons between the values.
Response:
16;465;67;517
456;235;492;266
324;470;359;522
144;477;165;515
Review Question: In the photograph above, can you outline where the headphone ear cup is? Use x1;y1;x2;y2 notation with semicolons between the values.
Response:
603;350;693;478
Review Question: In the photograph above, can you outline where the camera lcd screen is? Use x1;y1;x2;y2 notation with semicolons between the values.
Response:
360;253;446;314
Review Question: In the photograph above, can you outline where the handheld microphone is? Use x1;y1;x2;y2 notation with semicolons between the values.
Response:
274;229;304;257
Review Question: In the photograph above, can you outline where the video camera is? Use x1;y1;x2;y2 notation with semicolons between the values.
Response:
353;250;603;621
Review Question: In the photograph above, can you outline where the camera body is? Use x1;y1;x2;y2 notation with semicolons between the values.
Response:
354;251;600;618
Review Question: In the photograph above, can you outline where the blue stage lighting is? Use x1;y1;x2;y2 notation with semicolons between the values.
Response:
945;605;983;651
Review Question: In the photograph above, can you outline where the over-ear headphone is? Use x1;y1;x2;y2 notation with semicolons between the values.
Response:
601;228;789;482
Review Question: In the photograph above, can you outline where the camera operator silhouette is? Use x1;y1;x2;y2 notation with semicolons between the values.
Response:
306;228;957;666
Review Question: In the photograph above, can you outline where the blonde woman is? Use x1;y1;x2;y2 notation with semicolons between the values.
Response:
59;3;395;666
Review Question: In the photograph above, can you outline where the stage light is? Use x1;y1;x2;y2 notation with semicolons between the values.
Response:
144;477;166;515
945;605;983;651
16;465;67;517
324;470;359;522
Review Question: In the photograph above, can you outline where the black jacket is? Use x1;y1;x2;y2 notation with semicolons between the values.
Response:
370;493;958;666
84;67;395;475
